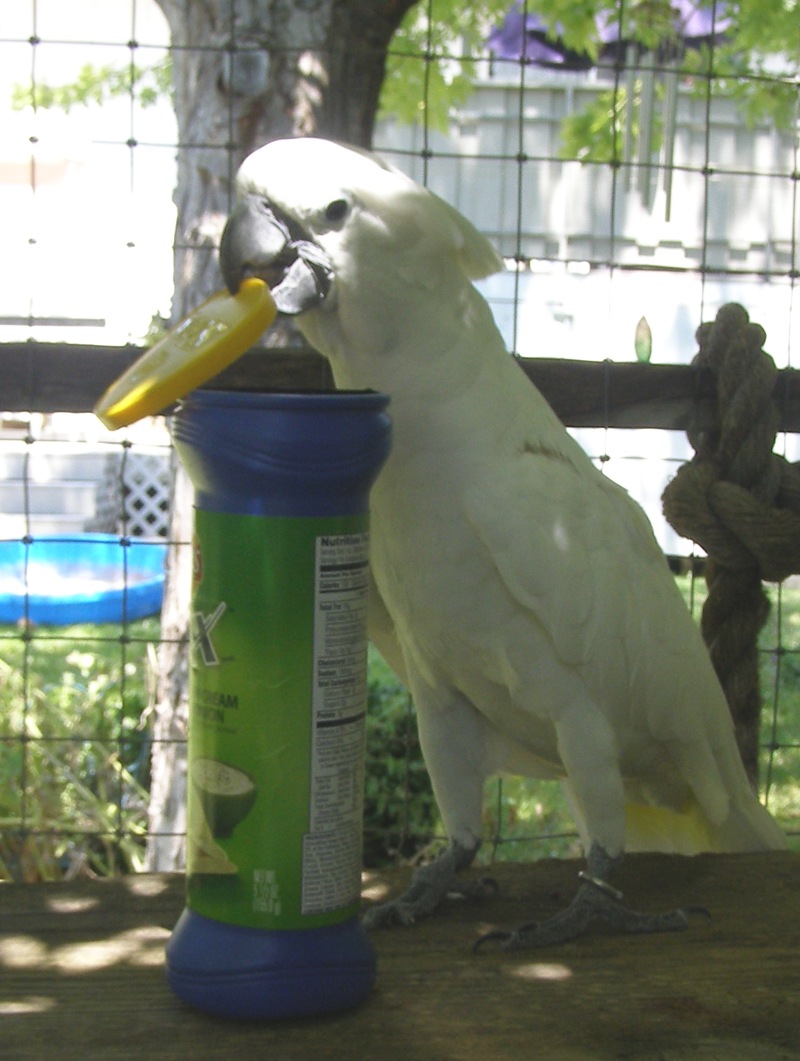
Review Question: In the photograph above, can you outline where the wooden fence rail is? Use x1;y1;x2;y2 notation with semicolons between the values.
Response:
2;341;800;433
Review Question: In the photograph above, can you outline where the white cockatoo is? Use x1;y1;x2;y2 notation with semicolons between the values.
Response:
218;137;786;947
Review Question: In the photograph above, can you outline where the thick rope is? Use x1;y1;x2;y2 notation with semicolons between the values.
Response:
662;303;800;787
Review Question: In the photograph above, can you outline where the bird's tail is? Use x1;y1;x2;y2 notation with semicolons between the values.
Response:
624;793;786;855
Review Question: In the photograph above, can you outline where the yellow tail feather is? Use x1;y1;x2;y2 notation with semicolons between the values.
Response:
625;801;718;855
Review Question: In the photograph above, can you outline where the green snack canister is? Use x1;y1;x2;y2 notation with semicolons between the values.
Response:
165;389;391;1020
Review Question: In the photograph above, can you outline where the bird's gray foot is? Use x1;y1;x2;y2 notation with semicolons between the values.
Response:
363;839;492;928
474;843;709;951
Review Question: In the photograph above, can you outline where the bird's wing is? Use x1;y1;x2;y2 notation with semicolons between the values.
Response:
461;444;728;760
460;439;789;850
367;567;409;686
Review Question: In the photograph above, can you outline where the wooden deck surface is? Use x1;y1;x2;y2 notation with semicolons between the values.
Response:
1;853;799;1061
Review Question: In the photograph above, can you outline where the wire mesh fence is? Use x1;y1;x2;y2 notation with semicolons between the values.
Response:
1;0;800;881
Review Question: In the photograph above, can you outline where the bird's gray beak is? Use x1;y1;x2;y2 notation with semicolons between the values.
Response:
218;194;333;315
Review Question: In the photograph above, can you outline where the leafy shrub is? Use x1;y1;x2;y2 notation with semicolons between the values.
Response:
0;621;157;881
362;648;440;867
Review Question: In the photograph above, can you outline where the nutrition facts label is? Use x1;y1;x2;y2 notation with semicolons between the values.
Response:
302;532;370;915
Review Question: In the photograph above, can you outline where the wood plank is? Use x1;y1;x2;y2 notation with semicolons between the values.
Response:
0;343;334;417
1;854;799;1060
3;341;800;432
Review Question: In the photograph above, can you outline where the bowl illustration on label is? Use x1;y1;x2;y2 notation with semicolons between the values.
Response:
186;826;238;876
192;757;258;839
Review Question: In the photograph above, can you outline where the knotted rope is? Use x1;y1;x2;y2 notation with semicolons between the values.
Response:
662;303;800;786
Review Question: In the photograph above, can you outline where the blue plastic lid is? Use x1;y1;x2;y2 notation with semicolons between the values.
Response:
172;389;392;517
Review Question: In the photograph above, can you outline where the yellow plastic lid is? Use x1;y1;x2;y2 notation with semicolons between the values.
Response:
94;278;277;430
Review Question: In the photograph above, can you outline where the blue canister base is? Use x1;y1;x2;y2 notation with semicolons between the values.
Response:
165;907;377;1020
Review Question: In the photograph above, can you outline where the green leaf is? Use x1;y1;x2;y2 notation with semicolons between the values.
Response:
379;0;511;131
11;57;172;113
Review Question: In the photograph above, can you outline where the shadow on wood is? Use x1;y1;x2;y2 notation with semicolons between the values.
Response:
1;853;799;1060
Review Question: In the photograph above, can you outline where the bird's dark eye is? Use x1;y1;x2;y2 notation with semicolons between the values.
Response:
324;198;349;224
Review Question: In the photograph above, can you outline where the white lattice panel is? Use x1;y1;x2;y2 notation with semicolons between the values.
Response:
121;452;171;538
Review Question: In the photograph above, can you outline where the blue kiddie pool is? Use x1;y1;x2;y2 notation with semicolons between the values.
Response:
0;534;167;625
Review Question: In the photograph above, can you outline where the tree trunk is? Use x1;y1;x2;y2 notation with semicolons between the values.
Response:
145;0;417;870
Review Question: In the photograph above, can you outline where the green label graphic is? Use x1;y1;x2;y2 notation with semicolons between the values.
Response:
185;509;370;930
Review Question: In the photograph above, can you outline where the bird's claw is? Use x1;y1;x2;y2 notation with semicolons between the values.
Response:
682;904;712;921
363;842;492;930
362;899;419;929
450;874;498;901
472;930;510;952
472;920;539;952
472;881;712;951
471;920;547;954
364;874;498;930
